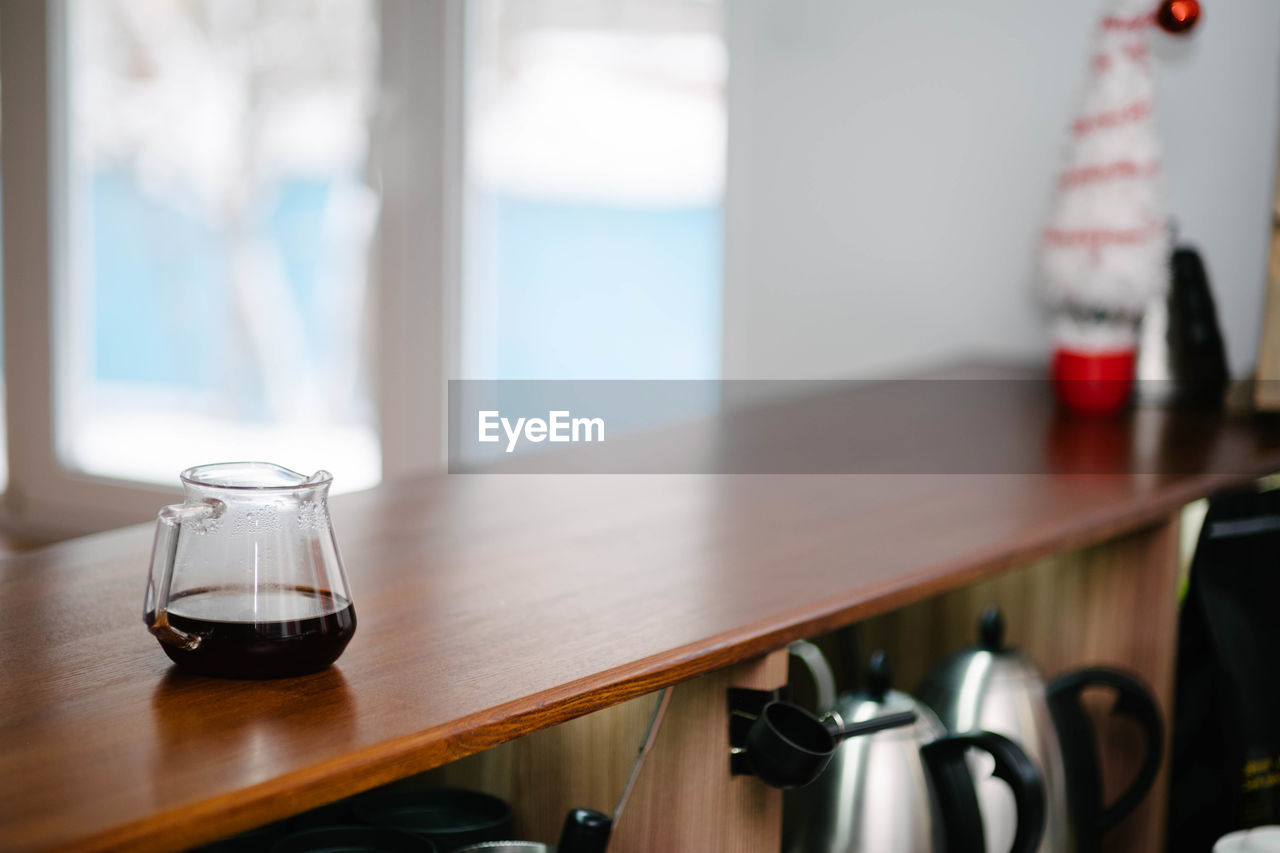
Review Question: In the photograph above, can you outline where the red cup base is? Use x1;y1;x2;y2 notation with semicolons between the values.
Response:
1051;347;1135;417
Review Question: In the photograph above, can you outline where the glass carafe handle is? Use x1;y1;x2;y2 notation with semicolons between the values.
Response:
144;501;224;650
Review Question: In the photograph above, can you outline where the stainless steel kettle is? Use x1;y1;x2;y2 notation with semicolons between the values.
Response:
784;650;1046;853
918;607;1164;853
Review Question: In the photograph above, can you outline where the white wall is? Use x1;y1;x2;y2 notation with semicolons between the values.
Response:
722;0;1280;379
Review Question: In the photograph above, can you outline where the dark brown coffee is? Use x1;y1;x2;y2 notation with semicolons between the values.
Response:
150;584;356;679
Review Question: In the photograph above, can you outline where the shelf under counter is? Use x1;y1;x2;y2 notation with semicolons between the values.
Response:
4;374;1280;852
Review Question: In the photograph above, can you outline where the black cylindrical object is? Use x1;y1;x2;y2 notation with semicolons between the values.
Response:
557;808;612;853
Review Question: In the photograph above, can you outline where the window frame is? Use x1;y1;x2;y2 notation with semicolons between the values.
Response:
0;0;462;538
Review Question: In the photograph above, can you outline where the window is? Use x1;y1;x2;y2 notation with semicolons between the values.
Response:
2;0;414;535
461;0;725;380
0;0;724;537
61;0;380;489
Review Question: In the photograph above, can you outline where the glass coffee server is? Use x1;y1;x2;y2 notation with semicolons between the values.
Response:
143;462;356;678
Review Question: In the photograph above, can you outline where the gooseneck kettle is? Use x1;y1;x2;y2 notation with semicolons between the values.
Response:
919;607;1164;853
784;651;1046;853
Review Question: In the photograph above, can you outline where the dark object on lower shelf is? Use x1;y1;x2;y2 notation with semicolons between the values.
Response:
351;788;512;852
451;807;614;853
271;825;437;853
290;799;357;832
186;821;289;853
557;808;612;853
1168;487;1280;850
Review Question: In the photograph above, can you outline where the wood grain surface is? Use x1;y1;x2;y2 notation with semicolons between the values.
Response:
411;686;663;842
3;379;1280;851
608;651;788;853
394;651;789;851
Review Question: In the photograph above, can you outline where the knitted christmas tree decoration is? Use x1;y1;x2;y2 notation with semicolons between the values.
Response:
1043;0;1169;415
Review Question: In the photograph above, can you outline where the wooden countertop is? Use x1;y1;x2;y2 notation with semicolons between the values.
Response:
4;377;1280;851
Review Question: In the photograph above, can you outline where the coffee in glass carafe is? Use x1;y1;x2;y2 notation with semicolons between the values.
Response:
143;462;356;678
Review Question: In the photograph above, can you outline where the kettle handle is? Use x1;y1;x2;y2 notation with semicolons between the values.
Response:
143;501;223;650
787;640;837;715
922;731;1046;853
1046;667;1164;852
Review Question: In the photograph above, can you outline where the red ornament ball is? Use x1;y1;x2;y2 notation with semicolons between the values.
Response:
1157;0;1201;34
